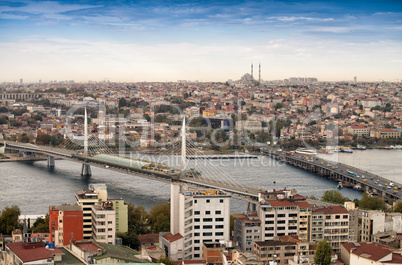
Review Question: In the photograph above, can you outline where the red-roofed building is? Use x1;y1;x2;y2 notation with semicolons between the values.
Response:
348;125;369;137
4;241;64;265
341;242;402;265
160;233;184;261
370;129;400;138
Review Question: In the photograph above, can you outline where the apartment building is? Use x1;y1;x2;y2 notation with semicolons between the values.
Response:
254;235;317;265
91;201;116;245
312;206;349;254
234;212;261;252
164;183;231;260
49;205;83;247
348;125;369;137
256;189;311;242
75;184;107;240
109;199;128;234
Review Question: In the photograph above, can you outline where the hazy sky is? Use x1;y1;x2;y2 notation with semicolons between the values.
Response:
0;0;401;83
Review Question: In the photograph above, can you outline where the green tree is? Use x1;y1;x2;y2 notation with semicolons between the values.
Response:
314;240;332;265
321;190;348;204
0;117;7;124
19;134;30;143
0;205;21;234
117;231;141;250
30;214;49;233
148;203;170;233
0;106;8;113
157;256;175;265
127;203;149;235
359;192;386;211
118;98;128;108
36;134;52;145
394;201;402;213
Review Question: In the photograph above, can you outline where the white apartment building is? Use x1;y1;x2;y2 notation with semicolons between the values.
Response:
91;201;116;245
164;183;231;260
75;184;108;240
256;190;311;242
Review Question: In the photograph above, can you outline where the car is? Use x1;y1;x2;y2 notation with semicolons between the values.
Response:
385;183;389;186
378;184;383;187
390;183;394;186
363;179;367;182
388;186;392;189
394;187;398;190
375;181;379;184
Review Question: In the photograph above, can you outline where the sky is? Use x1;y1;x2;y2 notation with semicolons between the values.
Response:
0;0;401;83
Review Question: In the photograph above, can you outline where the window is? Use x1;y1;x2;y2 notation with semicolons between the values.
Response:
278;214;285;218
215;210;221;215
194;233;200;236
203;218;213;222
108;235;112;238
195;218;200;222
194;211;200;215
205;211;211;215
206;199;210;203
194;225;200;229
277;227;285;230
194;199;197;203
108;221;112;224
215;232;223;236
289;213;297;217
194;240;200;243
215;218;224;222
220;199;224;203
343;215;348;219
194;247;200;250
194;254;200;258
278;220;286;224
203;225;212;229
266;214;274;218
335;215;340;219
326;216;331;220
265;221;274;224
216;225;224;229
203;232;212;236
108;228;112;231
265;233;274;237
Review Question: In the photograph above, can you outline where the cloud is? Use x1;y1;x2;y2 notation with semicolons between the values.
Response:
267;16;335;22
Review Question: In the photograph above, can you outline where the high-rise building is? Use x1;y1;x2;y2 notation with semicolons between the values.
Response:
75;184;108;240
49;205;83;246
109;199;128;234
162;183;231;260
91;201;115;244
20;78;23;85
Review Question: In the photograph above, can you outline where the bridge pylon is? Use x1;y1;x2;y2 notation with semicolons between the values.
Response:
47;156;55;168
81;163;91;176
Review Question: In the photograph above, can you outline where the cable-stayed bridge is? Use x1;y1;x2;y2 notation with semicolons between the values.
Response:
0;116;263;203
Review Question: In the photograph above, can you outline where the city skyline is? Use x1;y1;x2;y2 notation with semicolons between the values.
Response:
0;0;401;83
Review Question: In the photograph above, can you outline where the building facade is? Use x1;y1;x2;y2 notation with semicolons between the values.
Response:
91;201;116;245
49;205;83;247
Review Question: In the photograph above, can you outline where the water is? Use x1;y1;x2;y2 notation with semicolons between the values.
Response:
1;149;400;215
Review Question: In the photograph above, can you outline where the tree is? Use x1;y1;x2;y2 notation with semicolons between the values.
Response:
321;190;348;204
118;98;128;108
0;205;21;234
157;256;175;265
30;214;49;233
359;192;386;211
127;203;149;235
36;134;52;145
314;240;332;265
0;106;8;113
394;201;402;213
117;231;141;250
148;203;170;233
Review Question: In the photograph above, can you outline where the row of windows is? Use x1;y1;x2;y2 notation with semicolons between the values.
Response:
194;232;224;237
194;210;222;215
265;213;298;219
194;225;224;229
194;199;224;203
195;218;224;222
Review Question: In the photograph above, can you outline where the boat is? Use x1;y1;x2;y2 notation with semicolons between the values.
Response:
356;144;366;150
395;145;402;149
295;148;318;155
353;184;363;191
340;147;353;153
333;146;340;152
342;183;354;188
337;182;343;189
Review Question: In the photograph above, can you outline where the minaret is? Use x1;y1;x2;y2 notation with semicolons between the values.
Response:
259;63;261;84
251;63;253;79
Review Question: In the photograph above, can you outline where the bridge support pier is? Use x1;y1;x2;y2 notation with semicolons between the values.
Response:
47;156;55;168
81;164;92;176
247;202;257;212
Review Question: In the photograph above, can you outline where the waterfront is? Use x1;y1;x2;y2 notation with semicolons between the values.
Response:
1;149;401;215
